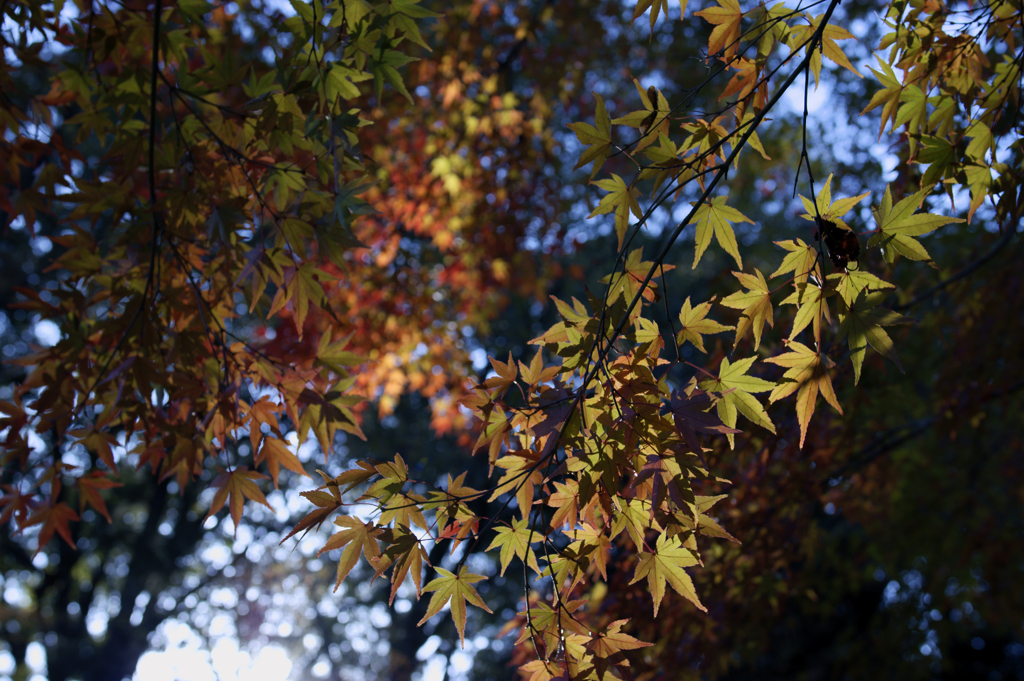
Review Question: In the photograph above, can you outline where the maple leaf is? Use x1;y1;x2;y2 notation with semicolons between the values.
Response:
379;492;429;532
676;296;733;353
567;523;613;580
836;291;910;384
76;472;122;523
766;342;843;448
632;454;691;516
918;135;957;186
737;106;771;160
612;81;672;154
634;316;663;347
868;184;965;264
0;485;32;529
586;619;653;658
204;467;274;534
329;461;378;495
316;330;366;374
780;281;834;347
518;659;563;681
365;453;411;503
517;599;590;657
965;120;994;165
69;429;119;472
964;162;994;223
482;353;518;397
894;84;928;156
668;388;740;454
427;472;480;542
861;56;905;138
272;264;336;337
770;239;820;287
720;58;759;102
720;268;774;351
589;174;643;249
828;268;895;307
486;517;541;576
548;479;580;530
542;552;591;597
519;349;560;389
418;566;493;647
789;14;861;86
468;399;510;466
692;195;750;270
318;515;383;590
490;449;539;505
611;498;651;549
24;502;79;553
245;396;283;452
799;174;870;227
629;534;705;615
695;494;740;542
694;0;743;60
699;356;775;448
632;0;671;34
602;247;675;305
256;436;310;489
280;475;343;544
371;525;428;604
566;93;612;178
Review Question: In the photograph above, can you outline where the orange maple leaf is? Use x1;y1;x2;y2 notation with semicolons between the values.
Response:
695;0;744;60
204;467;274;534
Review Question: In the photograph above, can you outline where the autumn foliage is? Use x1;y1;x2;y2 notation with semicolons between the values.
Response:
1;0;1022;678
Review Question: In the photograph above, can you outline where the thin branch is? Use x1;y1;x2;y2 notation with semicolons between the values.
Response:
585;0;844;391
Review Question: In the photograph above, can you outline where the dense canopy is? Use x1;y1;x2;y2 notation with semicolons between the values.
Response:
1;0;1022;679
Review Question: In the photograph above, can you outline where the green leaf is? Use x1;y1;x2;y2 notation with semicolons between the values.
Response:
699;356;775;447
770;239;820;286
486;517;542;576
789;14;860;86
918;136;957;186
567;93;612;177
692;195;751;270
318;516;382;590
766;342;842;448
317;330;367;373
798;174;870;226
836;291;910;384
861;56;904;138
780;282;833;346
676;296;733;353
965;120;993;162
589;173;642;249
629;534;705;616
868;184;964;264
827;268;894;307
720;269;773;351
418;566;493;646
894;84;928;155
391;0;441;19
